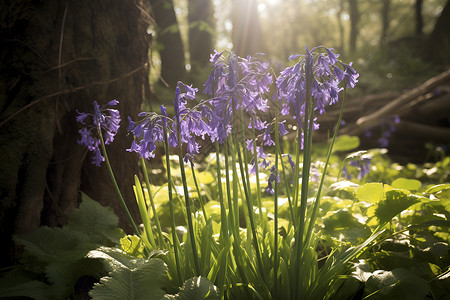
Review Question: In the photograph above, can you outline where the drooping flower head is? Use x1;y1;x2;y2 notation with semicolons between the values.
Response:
127;82;209;162
76;100;121;166
203;50;273;144
276;46;359;136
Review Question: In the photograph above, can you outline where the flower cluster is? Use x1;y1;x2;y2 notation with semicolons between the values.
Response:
77;47;359;194
342;156;372;180
364;114;400;148
276;46;359;145
76;100;120;166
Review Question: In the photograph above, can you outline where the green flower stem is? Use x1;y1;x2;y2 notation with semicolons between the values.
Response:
189;161;208;223
273;103;280;298
236;143;267;285
228;135;241;241
140;157;166;248
175;123;200;276
251;125;264;226
306;83;347;243
293;74;314;299
223;141;236;231
215;142;229;242
163;124;182;284
278;151;295;228
97;127;140;237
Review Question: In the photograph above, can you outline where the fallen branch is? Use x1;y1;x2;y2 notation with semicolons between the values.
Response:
346;68;450;135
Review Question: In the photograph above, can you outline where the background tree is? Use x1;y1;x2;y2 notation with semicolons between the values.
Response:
231;0;265;56
188;0;215;70
150;0;186;87
426;0;450;64
415;0;424;36
0;0;149;267
380;0;391;47
348;0;360;53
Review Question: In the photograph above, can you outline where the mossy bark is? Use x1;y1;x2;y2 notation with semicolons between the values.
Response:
0;0;150;267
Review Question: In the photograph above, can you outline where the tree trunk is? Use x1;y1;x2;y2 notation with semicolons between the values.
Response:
380;0;391;47
415;0;424;36
337;0;345;53
150;0;186;87
426;0;450;64
0;0;149;267
231;0;265;57
188;0;215;70
348;0;360;53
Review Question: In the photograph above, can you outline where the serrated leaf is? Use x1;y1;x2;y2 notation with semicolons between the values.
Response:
391;178;422;191
67;193;122;243
162;276;220;300
375;190;421;224
89;253;169;300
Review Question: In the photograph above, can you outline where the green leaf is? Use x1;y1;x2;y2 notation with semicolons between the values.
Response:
89;249;169;300
0;268;51;300
67;193;122;243
425;183;450;194
120;235;144;257
375;190;421;224
323;209;371;244
391;178;422;191
333;135;360;152
162;276;220;299
365;268;431;299
355;183;391;204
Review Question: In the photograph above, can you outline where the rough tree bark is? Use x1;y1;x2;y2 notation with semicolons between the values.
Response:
0;0;150;267
149;0;186;88
188;0;215;70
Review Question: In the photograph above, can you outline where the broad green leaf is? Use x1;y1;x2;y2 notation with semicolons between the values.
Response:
355;183;392;204
375;190;421;224
365;268;431;299
333;135;360;152
89;251;169;300
323;209;371;244
162;276;220;299
67;193;122;243
329;180;359;192
425;183;450;194
0;268;51;300
391;178;422;191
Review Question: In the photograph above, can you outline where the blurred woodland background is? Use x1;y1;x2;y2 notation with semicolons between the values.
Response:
0;0;449;268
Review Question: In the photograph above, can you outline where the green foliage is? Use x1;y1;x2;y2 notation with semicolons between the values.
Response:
0;193;122;299
88;247;169;300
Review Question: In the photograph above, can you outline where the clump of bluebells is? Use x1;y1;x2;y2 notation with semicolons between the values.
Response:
365;114;400;148
76;100;120;166
76;46;364;299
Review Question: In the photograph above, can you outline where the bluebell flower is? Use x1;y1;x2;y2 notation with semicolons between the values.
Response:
266;165;280;194
128;82;209;161
276;46;358;149
76;100;121;166
342;156;372;180
203;51;273;144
